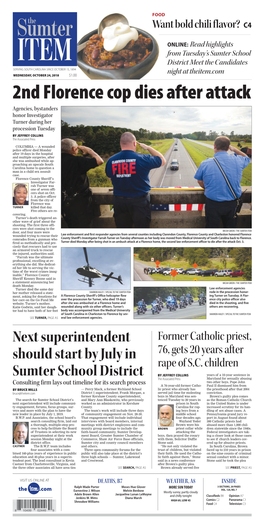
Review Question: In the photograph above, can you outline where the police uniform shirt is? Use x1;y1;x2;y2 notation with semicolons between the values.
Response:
194;151;250;201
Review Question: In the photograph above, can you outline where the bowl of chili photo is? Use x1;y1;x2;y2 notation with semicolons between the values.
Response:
77;28;159;80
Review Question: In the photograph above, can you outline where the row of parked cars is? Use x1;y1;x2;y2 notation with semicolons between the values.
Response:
144;267;244;277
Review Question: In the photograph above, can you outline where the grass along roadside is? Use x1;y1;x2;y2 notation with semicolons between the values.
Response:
181;139;251;186
150;274;245;282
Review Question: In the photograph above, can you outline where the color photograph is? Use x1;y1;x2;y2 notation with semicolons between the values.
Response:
61;247;131;290
61;106;251;229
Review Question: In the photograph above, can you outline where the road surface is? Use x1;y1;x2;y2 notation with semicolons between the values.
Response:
149;138;251;189
149;140;198;188
186;139;214;150
134;261;155;281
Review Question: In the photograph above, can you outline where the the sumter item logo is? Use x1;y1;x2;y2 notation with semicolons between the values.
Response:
13;12;77;66
28;482;40;494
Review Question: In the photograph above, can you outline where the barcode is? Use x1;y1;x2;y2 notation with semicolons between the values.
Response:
13;499;56;512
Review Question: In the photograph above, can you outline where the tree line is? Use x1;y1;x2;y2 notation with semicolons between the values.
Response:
175;131;251;143
135;247;252;280
62;121;251;155
61;121;173;156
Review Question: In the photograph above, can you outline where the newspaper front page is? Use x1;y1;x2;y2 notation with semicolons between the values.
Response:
5;1;261;527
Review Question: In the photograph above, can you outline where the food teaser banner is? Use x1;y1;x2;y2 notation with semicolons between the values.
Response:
13;12;77;66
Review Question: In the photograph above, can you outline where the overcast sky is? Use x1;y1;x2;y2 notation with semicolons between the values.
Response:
61;247;131;290
62;106;251;135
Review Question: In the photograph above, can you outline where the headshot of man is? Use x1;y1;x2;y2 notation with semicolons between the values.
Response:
158;405;174;427
194;136;250;228
13;184;29;206
105;132;166;228
13;422;29;444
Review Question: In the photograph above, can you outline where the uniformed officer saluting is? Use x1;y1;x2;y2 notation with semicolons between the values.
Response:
105;132;166;228
194;135;250;228
61;138;103;228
